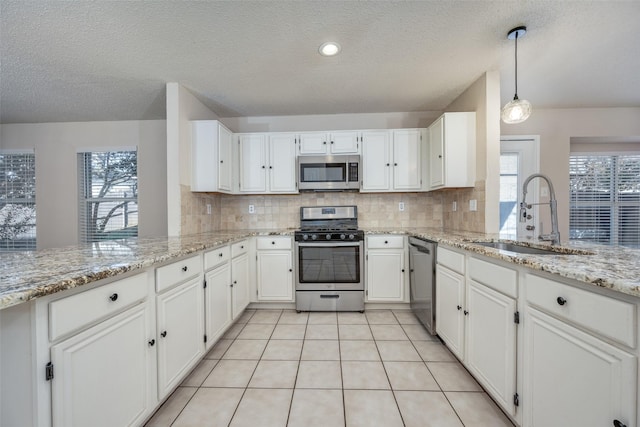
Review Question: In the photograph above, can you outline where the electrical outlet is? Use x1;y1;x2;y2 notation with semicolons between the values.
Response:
470;199;477;211
248;205;255;214
399;202;405;212
206;204;212;215
452;201;457;212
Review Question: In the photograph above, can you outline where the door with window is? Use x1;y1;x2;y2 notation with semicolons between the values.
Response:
500;137;539;240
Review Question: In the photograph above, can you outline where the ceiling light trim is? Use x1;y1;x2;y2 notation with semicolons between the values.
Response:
319;42;341;57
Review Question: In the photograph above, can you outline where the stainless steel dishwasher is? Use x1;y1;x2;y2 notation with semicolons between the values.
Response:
408;237;437;335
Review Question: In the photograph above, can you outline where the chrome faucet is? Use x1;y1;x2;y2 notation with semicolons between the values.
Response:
520;174;561;245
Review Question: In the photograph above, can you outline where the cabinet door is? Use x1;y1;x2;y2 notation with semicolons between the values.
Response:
205;264;232;350
156;278;204;399
51;304;153;427
361;130;391;191
299;132;328;155
191;120;219;192
429;117;444;189
269;133;298;193
257;251;294;301
392;129;422;190
218;124;233;192
524;307;637;427
435;265;465;360
330;131;360;154
367;250;404;301
239;134;267;192
466;281;517;415
231;254;250;319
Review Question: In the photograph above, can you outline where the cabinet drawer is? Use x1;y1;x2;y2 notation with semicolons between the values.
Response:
437;246;465;274
231;240;249;257
49;273;148;341
469;257;517;298
367;235;404;249
204;245;230;270
526;274;636;348
256;236;292;250
156;255;202;293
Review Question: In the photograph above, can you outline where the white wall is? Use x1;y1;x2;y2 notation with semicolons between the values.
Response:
0;120;167;249
221;111;440;133
501;107;640;239
165;83;219;236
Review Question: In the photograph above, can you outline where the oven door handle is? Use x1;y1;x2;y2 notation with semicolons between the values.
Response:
297;242;362;247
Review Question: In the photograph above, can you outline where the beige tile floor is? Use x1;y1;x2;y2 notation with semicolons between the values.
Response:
145;309;514;427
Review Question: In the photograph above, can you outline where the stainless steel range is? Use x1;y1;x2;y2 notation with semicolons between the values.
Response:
294;206;365;312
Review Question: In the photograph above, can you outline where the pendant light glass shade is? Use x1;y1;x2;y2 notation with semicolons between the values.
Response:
502;26;531;124
501;96;532;123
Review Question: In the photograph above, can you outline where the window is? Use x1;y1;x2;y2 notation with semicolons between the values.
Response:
78;150;138;243
569;154;640;248
0;152;36;251
499;153;519;239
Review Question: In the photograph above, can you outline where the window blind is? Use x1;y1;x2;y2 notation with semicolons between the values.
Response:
569;154;640;248
0;152;36;251
78;150;138;243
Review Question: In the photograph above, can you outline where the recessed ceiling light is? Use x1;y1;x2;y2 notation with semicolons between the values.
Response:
319;42;341;57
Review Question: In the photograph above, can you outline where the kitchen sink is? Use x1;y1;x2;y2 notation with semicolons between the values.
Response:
472;241;587;255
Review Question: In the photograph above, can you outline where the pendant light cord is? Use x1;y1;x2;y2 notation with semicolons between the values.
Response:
514;32;519;99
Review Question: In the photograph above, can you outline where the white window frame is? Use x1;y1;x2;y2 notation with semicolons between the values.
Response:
569;152;640;247
0;149;36;251
78;149;138;243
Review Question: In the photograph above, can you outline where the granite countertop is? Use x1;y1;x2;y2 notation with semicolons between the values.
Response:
1;227;639;310
0;229;292;310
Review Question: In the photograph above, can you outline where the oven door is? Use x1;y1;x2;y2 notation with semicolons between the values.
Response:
295;241;364;290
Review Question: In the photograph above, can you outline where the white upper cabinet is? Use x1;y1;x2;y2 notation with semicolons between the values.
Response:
238;133;268;193
191;120;235;193
298;131;360;155
268;133;298;193
362;129;424;192
428;112;476;190
238;133;297;194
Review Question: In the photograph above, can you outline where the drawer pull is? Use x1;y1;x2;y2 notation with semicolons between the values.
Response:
289;268;293;272
160;331;167;338
241;245;244;249
109;293;118;302
320;294;340;299
148;339;155;347
271;241;276;245
384;240;388;244
613;420;627;427
557;296;567;306
219;253;223;257
182;266;188;272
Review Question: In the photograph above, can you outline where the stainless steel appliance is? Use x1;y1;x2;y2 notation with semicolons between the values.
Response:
297;155;360;191
295;205;364;311
409;237;437;335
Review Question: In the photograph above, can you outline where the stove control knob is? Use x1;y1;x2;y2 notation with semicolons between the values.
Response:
340;234;346;240
325;234;332;240
311;234;318;240
349;234;355;240
302;234;309;241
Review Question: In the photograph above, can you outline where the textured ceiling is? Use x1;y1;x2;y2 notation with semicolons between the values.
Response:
1;1;639;124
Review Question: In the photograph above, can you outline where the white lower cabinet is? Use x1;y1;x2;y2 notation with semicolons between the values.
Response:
256;237;293;301
50;303;154;427
156;277;204;399
466;280;517;415
435;264;466;359
231;252;250;319
524;307;636;427
204;263;232;350
365;235;406;302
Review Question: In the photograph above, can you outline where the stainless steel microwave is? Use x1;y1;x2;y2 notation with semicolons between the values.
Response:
297;155;360;191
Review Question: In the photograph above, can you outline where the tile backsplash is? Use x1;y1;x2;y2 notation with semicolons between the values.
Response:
441;180;486;233
181;187;444;234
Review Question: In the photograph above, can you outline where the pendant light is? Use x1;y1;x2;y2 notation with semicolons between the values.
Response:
502;26;532;124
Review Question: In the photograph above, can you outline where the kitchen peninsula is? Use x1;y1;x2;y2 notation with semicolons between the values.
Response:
1;229;639;427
